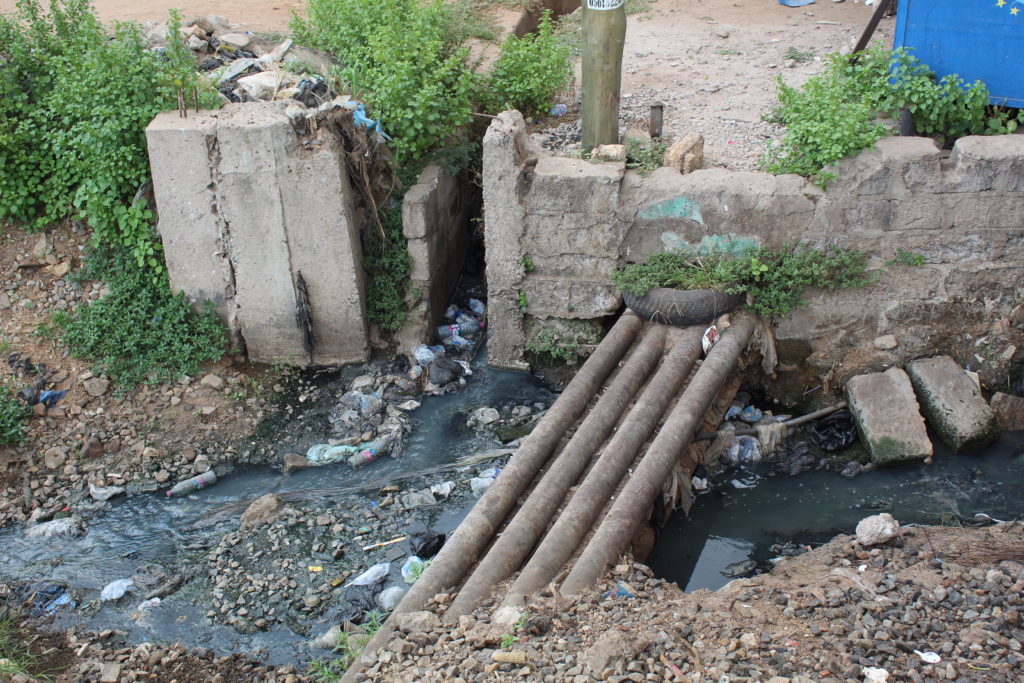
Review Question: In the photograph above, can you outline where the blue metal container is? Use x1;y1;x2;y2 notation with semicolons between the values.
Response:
894;0;1024;107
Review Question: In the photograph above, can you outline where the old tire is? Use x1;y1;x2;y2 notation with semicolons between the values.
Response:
622;287;743;326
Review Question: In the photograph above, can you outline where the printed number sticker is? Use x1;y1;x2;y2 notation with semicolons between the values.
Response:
587;0;624;9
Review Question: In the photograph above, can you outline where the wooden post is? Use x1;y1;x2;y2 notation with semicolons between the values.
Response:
582;0;626;152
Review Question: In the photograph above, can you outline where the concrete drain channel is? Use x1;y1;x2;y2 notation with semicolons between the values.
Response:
346;312;756;672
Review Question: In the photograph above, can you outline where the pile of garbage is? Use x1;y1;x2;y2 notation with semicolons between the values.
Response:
315;371;418;469
692;394;863;495
412;298;487;396
143;16;390;137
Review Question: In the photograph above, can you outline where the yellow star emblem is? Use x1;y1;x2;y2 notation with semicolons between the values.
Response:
997;0;1006;6
1013;6;1021;14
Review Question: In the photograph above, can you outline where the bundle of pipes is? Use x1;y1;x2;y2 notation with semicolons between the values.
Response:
342;313;644;678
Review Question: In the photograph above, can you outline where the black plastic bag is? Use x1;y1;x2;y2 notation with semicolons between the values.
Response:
409;530;445;559
808;409;857;451
336;580;384;624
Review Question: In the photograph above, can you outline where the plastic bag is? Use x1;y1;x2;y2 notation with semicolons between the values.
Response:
100;578;134;602
809;409;857;451
409;530;445;559
376;585;407;611
412;344;437;366
345;562;391;587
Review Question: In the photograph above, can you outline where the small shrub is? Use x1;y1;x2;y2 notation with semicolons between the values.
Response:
55;248;226;390
362;207;412;332
0;380;30;446
485;11;573;116
613;244;872;318
888;249;926;267
0;1;219;269
762;46;1019;180
292;0;478;161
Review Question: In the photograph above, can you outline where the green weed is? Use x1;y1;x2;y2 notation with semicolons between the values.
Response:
362;206;412;332
309;611;384;681
887;249;926;267
0;606;51;679
0;380;31;446
525;326;601;363
517;292;528;313
625;138;668;176
53;247;226;390
521;255;535;272
784;47;814;63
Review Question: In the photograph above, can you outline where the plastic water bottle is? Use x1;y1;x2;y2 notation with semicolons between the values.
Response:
442;334;474;352
348;436;393;469
468;299;486;316
166;470;217;497
435;319;483;340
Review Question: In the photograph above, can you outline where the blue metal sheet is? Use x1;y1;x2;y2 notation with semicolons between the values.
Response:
894;0;1024;107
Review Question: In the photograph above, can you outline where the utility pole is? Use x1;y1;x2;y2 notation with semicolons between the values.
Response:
581;0;626;152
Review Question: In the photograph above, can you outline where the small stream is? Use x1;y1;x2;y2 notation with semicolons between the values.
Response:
0;344;555;664
648;430;1024;592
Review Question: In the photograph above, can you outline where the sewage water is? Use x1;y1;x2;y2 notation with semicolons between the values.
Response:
648;430;1024;593
0;345;554;664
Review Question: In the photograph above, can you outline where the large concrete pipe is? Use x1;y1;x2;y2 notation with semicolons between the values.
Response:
444;324;668;621
560;315;754;595
343;313;642;677
502;325;704;608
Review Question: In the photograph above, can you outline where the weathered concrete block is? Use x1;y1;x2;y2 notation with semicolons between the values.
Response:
524;213;625;261
520;277;620;318
950;135;1024;193
398;164;471;350
662;132;704;174
846;368;932;465
146;112;238;345
525;156;624;216
907;355;997;450
483;111;539;370
148;102;368;366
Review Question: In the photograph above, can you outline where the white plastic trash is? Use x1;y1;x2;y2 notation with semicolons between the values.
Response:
375;585;407;611
345;562;391;587
401;556;427;583
100;578;134;602
412;344;436;366
470;476;494;497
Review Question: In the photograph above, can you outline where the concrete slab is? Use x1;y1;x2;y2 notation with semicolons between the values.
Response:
846;367;932;465
907;355;997;450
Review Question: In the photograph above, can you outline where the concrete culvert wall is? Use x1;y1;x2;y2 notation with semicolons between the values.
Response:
146;102;472;365
483;110;1024;392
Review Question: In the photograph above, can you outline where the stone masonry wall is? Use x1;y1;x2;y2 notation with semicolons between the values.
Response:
483;111;1024;389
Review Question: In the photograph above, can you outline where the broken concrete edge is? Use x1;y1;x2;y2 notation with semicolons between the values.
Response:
906;355;998;451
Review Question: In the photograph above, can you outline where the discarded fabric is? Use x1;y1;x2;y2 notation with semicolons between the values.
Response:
410;530;445;558
808;409;857;451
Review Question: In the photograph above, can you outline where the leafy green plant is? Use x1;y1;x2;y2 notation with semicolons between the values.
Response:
362;205;412;332
0;0;219;270
613;244;872;317
292;0;477;161
517;292;529;313
887;249;926;267
762;46;1017;180
53;247;225;390
625;138;668;176
0;380;31;446
485;11;573;117
500;632;520;649
521;255;535;272
525;325;601;363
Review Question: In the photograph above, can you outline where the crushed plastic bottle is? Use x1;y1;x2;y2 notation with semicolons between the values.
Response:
165;470;218;497
436;319;482;340
442;334;474;352
468;298;486;316
348;435;394;469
